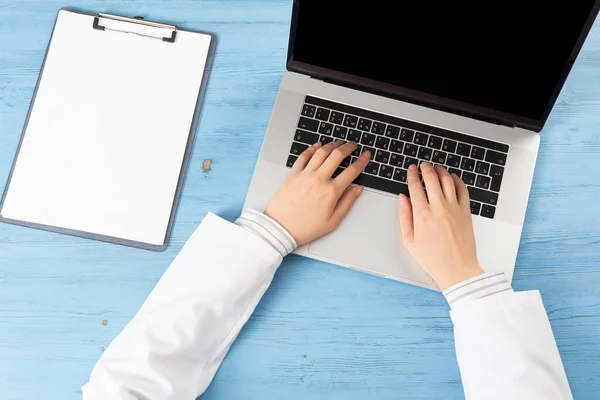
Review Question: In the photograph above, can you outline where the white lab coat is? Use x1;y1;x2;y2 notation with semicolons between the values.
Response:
82;213;572;399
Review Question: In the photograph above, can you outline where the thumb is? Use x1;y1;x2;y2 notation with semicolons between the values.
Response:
329;185;364;228
452;174;470;213
398;193;414;245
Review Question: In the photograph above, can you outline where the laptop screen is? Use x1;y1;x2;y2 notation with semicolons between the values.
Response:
290;1;598;128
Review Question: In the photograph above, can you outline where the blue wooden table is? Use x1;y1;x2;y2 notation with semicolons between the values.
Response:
1;1;600;399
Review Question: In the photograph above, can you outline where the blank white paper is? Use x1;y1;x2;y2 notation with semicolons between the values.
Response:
1;10;211;246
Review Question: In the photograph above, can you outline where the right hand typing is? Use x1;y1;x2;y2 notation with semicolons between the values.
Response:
398;162;484;290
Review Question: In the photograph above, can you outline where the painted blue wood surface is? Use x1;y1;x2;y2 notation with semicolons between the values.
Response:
1;1;599;399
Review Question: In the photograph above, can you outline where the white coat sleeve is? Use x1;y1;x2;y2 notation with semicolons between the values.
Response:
82;211;295;400
446;274;573;400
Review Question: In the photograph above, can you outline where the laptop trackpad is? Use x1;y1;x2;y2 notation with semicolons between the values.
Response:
308;190;433;285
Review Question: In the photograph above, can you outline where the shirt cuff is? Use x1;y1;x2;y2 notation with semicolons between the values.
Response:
234;209;297;258
442;272;513;309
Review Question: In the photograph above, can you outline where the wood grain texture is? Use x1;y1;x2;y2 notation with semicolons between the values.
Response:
0;1;599;399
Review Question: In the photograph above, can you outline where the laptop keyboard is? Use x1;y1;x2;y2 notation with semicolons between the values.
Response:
287;96;509;219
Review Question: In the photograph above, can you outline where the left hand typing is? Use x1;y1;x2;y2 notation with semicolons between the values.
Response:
265;140;371;245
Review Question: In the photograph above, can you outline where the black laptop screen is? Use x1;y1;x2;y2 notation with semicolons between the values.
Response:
291;2;597;124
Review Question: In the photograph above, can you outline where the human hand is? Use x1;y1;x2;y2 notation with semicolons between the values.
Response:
398;162;484;290
265;140;371;245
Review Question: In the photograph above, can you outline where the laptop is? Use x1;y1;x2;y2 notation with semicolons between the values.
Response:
244;1;600;290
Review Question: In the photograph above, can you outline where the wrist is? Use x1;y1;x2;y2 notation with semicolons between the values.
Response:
235;209;297;257
442;271;513;308
436;263;484;291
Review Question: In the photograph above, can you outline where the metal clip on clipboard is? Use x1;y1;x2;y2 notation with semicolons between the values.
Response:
93;13;178;43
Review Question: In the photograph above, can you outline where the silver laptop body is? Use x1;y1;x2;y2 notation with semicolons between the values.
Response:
244;2;599;290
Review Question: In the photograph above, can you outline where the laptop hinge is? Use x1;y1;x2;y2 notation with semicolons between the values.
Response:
315;76;520;130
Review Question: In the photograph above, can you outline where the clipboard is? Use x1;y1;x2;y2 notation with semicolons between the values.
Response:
0;8;216;251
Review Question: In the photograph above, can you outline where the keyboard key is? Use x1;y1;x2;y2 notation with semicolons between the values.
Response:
290;141;309;155
379;165;394;179
385;125;400;138
375;136;390;150
471;146;485;160
351;144;362;157
427;136;443;149
347;129;362;142
468;186;499;205
319;121;334;135
470;201;481;215
329;111;344;124
403;143;418;157
461;171;476;186
442;139;457;153
400;128;415;142
418;146;433;161
371;122;386;135
362;146;375;157
448;167;461;176
301;104;316;118
461;157;476;171
475;161;490;175
365;161;380;175
485;149;508;166
315;107;330;121
286;154;298;168
320;135;334;145
358;118;373;132
390;153;404;167
432;150;447;164
393;168;407;183
343;114;358;128
403;157;419;169
353;173;409;196
480;204;496;219
375;150;391;164
333;125;348;139
294;129;319;145
389;139;404;153
361;132;376;146
490;165;504;192
298;116;319;132
476;175;491;190
446;154;461;168
456;142;471;156
490;164;504;179
341;156;352;168
414;132;429;146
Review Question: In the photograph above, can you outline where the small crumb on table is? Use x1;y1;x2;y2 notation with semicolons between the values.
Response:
102;320;108;326
203;159;212;172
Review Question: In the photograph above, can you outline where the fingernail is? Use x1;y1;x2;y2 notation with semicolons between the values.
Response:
363;150;372;158
314;141;322;147
356;186;364;196
409;164;416;171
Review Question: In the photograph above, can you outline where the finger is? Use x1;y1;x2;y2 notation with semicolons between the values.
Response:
420;162;444;204
305;140;345;171
334;149;372;189
407;164;428;207
452;173;471;212
435;165;457;202
292;141;322;172
328;185;364;229
398;194;414;245
319;141;358;177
